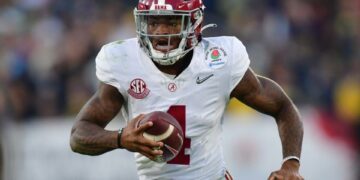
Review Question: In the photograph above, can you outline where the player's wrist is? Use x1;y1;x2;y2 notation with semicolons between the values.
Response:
282;156;300;165
117;128;125;149
281;156;300;170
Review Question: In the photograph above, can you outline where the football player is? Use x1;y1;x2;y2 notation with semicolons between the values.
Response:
70;0;304;179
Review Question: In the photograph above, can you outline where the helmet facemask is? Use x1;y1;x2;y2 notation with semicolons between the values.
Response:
134;9;203;66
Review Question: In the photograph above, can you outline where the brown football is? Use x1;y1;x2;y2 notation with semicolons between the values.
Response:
137;111;184;163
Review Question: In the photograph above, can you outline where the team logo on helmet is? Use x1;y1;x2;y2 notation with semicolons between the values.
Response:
205;47;227;69
128;78;150;99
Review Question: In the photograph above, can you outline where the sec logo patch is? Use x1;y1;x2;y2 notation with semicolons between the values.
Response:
128;78;150;99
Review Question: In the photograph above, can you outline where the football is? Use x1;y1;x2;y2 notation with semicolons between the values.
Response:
137;111;184;163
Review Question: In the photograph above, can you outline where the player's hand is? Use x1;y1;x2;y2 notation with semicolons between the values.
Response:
268;160;304;180
120;114;164;161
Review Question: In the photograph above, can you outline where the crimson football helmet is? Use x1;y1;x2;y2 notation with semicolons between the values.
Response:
134;0;206;65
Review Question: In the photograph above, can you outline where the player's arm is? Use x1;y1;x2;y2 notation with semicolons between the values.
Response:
70;82;163;158
70;82;123;155
231;68;304;179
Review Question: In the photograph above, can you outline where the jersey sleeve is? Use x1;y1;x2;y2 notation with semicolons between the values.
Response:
229;37;251;93
95;45;121;89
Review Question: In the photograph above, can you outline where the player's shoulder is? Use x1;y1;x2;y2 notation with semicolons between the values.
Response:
202;36;245;48
96;38;138;69
197;36;249;70
100;38;138;57
201;36;247;56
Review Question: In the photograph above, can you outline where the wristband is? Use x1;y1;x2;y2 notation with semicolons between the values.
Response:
282;156;300;165
117;128;124;149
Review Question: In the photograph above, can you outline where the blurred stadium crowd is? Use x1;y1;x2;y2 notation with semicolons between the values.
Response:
0;0;359;167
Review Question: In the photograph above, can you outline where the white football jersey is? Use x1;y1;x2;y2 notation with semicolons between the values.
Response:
96;36;250;180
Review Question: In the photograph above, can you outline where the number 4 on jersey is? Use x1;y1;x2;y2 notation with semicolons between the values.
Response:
167;105;191;165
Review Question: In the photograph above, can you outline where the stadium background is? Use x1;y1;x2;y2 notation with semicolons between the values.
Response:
0;0;359;179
